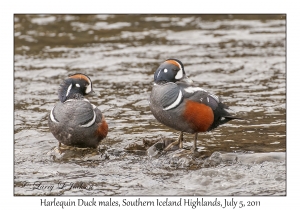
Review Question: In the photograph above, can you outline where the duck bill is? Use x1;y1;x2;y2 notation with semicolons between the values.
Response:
89;90;100;96
180;75;193;85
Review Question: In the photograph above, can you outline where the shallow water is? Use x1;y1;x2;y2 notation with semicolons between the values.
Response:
14;14;286;196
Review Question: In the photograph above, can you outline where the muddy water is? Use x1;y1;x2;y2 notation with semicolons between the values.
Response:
14;14;286;196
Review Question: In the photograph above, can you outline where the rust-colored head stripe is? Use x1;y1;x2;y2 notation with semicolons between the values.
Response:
165;60;181;69
69;74;90;83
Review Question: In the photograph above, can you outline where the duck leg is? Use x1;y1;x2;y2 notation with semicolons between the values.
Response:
164;131;183;151
191;133;198;152
179;131;183;149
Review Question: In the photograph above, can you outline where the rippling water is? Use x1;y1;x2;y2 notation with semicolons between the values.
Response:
14;14;286;195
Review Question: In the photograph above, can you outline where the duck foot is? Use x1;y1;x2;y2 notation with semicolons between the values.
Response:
164;132;183;151
191;133;198;153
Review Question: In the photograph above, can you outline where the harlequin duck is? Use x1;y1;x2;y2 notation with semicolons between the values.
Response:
48;73;108;148
149;59;241;152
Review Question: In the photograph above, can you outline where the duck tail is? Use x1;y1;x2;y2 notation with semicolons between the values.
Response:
220;115;244;125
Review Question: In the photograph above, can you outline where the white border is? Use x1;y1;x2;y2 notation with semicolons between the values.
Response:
5;0;295;209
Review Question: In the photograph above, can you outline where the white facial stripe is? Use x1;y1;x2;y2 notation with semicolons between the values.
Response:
85;83;92;94
172;60;183;80
79;110;96;127
184;87;207;94
50;107;59;123
156;69;162;79
164;68;168;73
175;69;183;80
207;97;210;103
76;83;80;87
66;84;73;97
163;90;183;111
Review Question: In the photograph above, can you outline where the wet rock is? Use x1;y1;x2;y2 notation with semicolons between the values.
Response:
203;152;222;166
220;153;239;164
147;140;165;158
204;152;239;167
168;151;194;169
106;148;125;157
46;145;100;162
124;142;146;151
147;139;182;158
146;139;207;169
123;143;147;155
142;139;157;148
